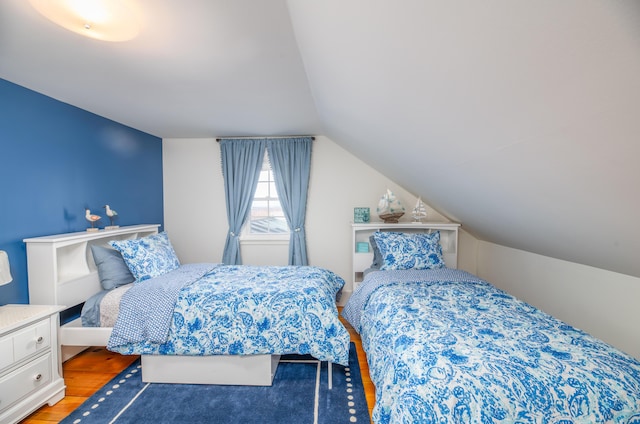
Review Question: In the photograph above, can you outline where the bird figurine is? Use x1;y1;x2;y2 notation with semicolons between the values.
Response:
85;209;101;231
104;205;118;228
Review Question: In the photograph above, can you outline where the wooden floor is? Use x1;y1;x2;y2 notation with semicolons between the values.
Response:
21;311;375;423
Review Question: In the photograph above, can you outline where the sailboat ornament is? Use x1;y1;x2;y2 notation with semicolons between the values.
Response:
377;189;405;223
412;197;427;223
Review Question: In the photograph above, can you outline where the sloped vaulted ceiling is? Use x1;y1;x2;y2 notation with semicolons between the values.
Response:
1;0;639;277
287;0;640;277
0;0;321;137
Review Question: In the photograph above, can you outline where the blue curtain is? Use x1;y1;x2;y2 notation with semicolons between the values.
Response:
220;139;266;265
267;137;313;265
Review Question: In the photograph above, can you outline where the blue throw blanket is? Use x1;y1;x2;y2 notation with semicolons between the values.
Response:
343;268;640;423
108;264;350;365
342;267;482;332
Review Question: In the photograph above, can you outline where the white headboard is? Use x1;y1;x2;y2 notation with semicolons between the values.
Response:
24;224;159;309
351;222;460;290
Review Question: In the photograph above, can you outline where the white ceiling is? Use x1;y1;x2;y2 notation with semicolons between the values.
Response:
0;0;320;137
2;0;639;277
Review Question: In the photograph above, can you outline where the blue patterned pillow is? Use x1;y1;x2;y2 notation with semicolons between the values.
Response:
369;232;403;269
109;232;180;282
372;231;445;270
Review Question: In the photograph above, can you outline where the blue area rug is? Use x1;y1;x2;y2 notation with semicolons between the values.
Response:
61;343;369;423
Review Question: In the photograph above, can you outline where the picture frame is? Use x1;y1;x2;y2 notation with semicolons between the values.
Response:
353;207;370;223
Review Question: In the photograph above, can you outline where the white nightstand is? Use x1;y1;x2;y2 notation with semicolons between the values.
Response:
0;304;66;424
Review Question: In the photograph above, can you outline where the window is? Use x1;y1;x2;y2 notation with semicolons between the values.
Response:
244;151;288;237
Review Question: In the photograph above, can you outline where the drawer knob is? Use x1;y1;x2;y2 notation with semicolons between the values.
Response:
34;373;42;381
36;336;44;344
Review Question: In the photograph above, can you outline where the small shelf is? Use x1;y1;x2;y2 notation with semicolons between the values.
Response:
56;242;90;284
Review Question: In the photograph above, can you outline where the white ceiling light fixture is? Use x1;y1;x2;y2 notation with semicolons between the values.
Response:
28;0;142;42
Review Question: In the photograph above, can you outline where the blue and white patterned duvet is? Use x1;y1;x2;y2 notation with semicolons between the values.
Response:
108;264;350;366
343;269;640;423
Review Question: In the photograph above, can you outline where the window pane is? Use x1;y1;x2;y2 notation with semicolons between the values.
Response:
268;201;283;217
269;182;278;197
268;217;288;233
250;217;288;234
250;217;272;234
248;152;287;235
254;182;269;198
250;200;267;217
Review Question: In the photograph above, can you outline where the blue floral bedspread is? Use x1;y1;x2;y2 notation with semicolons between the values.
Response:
108;264;350;366
343;269;640;423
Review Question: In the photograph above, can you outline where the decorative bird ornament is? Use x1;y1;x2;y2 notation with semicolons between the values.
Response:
85;209;101;231
104;205;118;228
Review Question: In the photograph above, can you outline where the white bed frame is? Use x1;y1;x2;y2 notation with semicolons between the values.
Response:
24;225;281;386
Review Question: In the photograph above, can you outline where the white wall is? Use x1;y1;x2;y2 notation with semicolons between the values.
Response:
477;241;640;359
457;229;478;274
304;136;452;294
162;138;227;263
162;136;466;300
162;136;638;359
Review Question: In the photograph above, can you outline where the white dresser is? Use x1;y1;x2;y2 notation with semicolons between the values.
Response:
0;304;65;424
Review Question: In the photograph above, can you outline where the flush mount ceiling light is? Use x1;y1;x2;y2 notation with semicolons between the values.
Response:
29;0;141;42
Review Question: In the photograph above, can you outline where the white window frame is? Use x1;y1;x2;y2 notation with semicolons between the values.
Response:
240;151;290;244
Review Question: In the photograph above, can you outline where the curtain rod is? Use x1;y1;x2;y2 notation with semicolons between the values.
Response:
216;135;315;142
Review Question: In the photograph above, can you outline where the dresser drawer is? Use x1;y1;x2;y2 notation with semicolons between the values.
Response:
0;338;12;371
0;353;52;413
12;319;51;363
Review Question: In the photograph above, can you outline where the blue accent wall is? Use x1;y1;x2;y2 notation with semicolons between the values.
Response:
0;79;163;305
